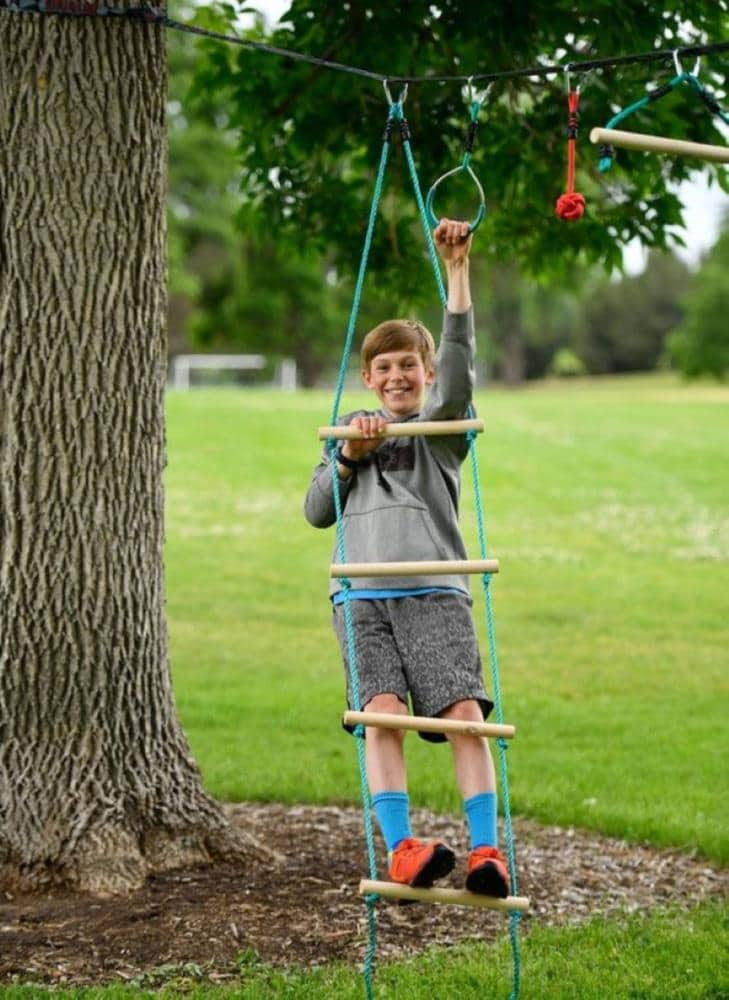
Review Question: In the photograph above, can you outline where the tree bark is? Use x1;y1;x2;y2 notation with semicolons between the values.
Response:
0;11;237;893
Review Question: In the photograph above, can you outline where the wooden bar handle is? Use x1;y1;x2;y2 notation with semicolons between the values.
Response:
331;559;499;578
318;419;484;440
360;879;530;912
344;710;515;739
590;127;729;163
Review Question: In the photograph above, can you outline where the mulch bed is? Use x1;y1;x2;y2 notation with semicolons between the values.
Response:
1;803;726;986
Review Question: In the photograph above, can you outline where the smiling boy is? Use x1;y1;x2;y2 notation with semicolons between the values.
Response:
304;218;509;897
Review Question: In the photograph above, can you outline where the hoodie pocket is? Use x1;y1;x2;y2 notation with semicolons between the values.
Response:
343;503;448;564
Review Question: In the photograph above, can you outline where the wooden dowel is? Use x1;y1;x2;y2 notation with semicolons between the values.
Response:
330;559;499;578
318;419;485;440
590;127;729;164
360;879;530;913
344;710;515;739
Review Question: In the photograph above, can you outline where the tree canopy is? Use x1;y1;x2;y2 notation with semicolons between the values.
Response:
191;1;728;298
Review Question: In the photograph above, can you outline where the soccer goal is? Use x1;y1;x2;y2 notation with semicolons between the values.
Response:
170;354;297;390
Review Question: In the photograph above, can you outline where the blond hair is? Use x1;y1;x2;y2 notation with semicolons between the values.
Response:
360;319;436;372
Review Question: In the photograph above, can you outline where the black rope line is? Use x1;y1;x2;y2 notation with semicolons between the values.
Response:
1;0;728;87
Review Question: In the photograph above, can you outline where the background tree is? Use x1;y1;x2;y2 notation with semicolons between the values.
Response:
574;252;692;374
0;11;242;892
169;6;399;384
668;220;729;379
193;0;728;301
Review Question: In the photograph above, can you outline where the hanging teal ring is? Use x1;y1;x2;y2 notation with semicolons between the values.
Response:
425;163;487;233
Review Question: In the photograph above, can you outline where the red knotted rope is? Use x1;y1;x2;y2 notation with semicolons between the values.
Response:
555;89;585;221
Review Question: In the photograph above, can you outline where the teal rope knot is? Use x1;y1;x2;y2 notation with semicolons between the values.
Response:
354;723;366;739
497;737;510;753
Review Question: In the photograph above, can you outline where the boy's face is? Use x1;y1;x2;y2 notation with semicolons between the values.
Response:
362;349;434;418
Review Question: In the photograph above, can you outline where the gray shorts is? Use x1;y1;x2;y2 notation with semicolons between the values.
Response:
333;592;492;743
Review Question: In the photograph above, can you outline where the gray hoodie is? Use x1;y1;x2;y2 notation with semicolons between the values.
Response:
304;308;476;596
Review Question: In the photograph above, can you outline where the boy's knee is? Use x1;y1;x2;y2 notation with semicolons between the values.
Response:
439;699;483;722
365;692;408;715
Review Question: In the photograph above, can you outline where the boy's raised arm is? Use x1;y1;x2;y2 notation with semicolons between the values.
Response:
434;218;472;313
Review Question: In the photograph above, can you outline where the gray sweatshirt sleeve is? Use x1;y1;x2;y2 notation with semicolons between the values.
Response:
421;307;475;421
304;451;355;528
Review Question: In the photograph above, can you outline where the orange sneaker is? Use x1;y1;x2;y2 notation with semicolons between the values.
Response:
388;837;455;888
466;846;510;897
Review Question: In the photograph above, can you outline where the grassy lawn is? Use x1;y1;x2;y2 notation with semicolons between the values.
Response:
4;903;727;997
6;375;726;998
165;375;729;864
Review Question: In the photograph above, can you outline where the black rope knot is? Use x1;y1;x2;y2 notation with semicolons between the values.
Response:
567;110;579;138
648;81;674;103
383;117;395;142
699;89;721;115
598;142;615;161
465;119;479;153
399;117;411;143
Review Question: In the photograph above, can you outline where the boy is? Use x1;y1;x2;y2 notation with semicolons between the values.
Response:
304;218;509;897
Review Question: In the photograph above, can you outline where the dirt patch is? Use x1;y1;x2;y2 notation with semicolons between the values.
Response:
1;803;726;986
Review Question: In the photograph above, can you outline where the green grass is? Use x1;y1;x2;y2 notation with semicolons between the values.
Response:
5;375;727;998
165;375;729;865
3;903;727;998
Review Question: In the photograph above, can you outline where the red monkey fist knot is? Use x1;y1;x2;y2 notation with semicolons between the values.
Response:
555;192;586;221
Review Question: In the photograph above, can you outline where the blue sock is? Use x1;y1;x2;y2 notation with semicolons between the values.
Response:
464;792;498;850
372;791;412;852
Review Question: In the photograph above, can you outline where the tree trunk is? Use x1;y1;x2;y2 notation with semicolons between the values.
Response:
491;263;526;386
0;11;237;893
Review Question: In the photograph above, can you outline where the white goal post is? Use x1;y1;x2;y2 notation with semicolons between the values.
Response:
170;354;297;390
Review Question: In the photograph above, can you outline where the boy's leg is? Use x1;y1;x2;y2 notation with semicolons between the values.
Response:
441;699;510;897
440;698;496;802
364;693;408;796
365;694;411;852
365;692;455;888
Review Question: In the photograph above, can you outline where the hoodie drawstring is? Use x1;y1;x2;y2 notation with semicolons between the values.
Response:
371;452;392;493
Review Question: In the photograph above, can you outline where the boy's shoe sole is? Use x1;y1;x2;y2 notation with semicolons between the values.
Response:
410;843;456;889
465;859;509;898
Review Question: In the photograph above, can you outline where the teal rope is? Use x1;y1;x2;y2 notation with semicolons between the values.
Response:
394;105;448;307
467;427;522;999
327;102;400;1000
400;128;523;998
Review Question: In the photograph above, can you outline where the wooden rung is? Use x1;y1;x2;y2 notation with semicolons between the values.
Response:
360;879;530;913
344;710;515;739
331;559;499;578
590;127;729;164
318;419;484;441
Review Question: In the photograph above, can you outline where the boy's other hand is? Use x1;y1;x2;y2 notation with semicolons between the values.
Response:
434;218;472;263
341;414;388;462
